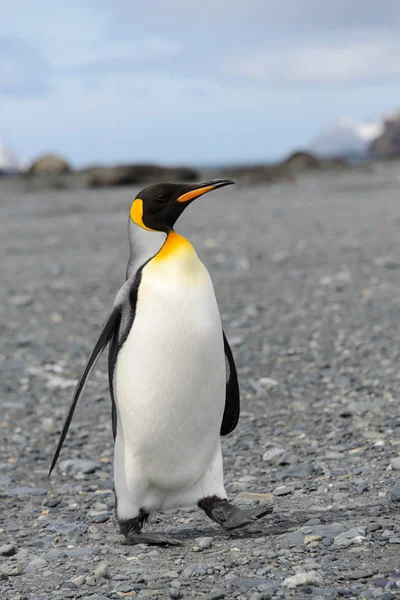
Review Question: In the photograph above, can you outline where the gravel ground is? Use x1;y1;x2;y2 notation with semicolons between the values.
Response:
1;166;400;600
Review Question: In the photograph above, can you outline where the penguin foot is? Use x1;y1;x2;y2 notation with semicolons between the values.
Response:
125;532;181;546
198;496;273;531
119;514;181;546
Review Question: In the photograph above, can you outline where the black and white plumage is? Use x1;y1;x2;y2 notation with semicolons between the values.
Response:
50;180;272;545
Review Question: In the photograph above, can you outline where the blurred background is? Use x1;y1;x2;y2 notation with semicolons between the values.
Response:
1;0;400;181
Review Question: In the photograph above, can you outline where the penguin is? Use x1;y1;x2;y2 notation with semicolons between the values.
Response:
49;179;272;546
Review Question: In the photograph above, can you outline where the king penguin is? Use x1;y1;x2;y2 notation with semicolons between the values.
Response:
49;179;272;545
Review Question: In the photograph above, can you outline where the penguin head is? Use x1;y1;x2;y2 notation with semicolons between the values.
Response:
130;179;234;232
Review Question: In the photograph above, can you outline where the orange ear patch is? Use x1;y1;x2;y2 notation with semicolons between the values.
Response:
130;199;154;231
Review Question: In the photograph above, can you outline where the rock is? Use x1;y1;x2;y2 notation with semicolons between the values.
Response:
279;532;305;548
7;487;47;496
8;294;33;307
182;564;207;577
196;537;213;550
94;562;110;579
85;164;198;188
203;591;225;600
369;112;400;156
280;150;321;173
345;568;375;580
390;456;400;470
273;485;293;496
304;535;322;545
58;459;101;475
282;571;323;589
334;528;366;548
262;447;285;462
89;511;110;523
169;589;181;599
28;557;48;568
389;485;400;502
27;153;70;175
231;578;269;590
0;544;16;556
283;463;314;478
1;563;26;576
71;575;86;587
236;491;274;502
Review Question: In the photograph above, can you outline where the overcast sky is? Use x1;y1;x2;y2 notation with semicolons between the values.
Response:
2;0;400;166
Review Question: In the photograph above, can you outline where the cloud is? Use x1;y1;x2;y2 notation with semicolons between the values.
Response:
228;36;400;84
59;38;183;74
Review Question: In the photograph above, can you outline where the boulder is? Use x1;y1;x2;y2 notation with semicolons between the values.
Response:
27;153;71;176
369;112;400;157
85;164;198;188
279;150;321;173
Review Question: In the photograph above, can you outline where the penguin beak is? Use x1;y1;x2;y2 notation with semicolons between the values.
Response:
176;179;235;203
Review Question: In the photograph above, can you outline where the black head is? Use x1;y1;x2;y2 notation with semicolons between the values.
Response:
130;179;234;232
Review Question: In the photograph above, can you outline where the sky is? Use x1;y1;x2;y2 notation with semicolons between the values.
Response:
2;0;400;167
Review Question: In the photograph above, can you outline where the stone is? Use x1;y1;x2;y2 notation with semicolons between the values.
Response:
279;532;304;548
169;589;181;599
263;447;285;462
196;537;213;550
71;575;86;587
27;153;70;175
94;562;110;579
284;463;314;478
273;485;293;496
7;487;47;496
334;528;366;548
236;491;274;503
89;511;110;523
282;571;323;589
58;459;101;475
304;535;322;544
203;592;225;600
347;568;375;580
389;485;400;502
0;544;16;557
390;457;400;470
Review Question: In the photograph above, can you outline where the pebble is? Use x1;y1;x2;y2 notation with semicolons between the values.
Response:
334;528;366;548
58;459;101;475
390;457;400;470
282;571;323;588
89;511;110;523
0;544;16;557
273;485;293;496
7;487;47;496
389;485;400;502
195;537;213;550
169;588;181;599
94;562;110;579
71;575;86;587
262;447;285;462
203;591;225;600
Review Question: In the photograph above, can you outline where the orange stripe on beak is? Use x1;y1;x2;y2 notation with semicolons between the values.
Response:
177;184;217;203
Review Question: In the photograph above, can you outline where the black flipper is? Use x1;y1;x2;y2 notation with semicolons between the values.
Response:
48;307;121;475
220;331;240;436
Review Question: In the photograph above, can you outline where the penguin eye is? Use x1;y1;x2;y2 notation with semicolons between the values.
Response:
146;196;170;215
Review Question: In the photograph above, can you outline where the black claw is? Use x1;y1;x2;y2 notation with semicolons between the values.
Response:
125;533;181;546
